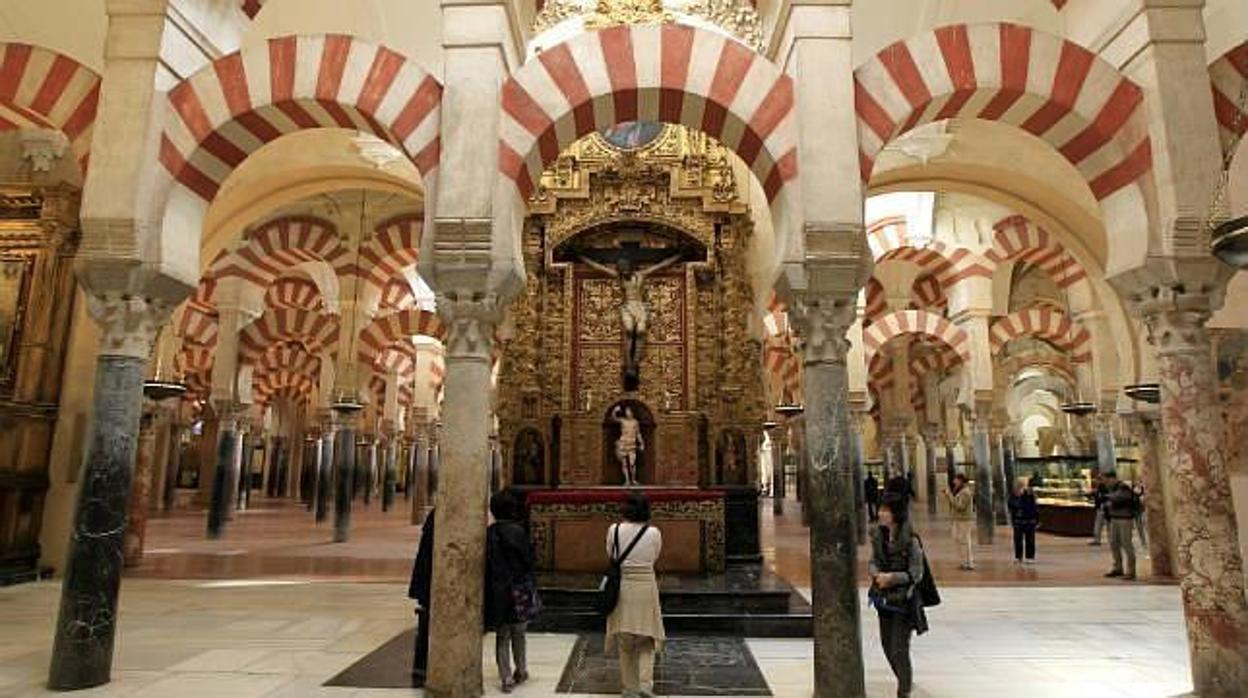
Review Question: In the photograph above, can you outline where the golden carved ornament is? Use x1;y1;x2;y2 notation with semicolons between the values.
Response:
533;0;764;54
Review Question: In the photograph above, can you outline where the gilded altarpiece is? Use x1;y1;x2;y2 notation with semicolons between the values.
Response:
496;125;766;489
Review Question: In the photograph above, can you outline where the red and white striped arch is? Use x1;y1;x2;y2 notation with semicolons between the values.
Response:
178;305;219;348
989;214;1088;290
177;344;214;376
208;216;349;293
867;216;993;290
1211;41;1248;160
357;309;445;369
863;278;888;323
254;371;316;406
255;342;321;377
0;43;100;172
911;273;947;311
367;372;416;406
990;306;1091;362
379;276;417;312
862;309;970;364
855;23;1151;200
359;214;423;292
499;24;797;203
266;277;324;312
240;0;264;19
160;34;442;201
239;308;340;363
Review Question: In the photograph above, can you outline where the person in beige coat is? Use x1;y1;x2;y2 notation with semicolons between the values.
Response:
942;473;976;570
606;492;665;698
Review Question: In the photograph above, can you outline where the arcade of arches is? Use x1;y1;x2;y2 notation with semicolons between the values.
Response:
1;0;1247;696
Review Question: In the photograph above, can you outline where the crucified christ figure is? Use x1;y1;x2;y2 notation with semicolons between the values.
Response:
578;252;682;386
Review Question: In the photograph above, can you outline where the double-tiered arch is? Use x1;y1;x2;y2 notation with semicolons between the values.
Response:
0;42;100;173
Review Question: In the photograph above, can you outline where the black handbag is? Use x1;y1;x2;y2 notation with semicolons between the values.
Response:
915;535;940;608
596;524;650;616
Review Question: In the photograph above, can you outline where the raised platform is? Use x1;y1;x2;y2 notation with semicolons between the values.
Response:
529;564;812;638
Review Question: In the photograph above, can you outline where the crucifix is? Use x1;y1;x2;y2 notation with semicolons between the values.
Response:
576;244;685;390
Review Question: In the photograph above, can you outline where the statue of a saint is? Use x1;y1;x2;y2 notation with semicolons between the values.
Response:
612;406;644;486
579;253;682;386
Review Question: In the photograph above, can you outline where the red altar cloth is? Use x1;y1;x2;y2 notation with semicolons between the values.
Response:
525;488;725;506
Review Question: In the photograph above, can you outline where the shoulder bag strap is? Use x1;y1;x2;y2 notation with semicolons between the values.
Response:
616;524;650;565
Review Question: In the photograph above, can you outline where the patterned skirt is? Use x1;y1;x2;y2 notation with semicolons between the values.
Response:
605;566;666;651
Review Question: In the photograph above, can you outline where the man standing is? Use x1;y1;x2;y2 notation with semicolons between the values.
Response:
864;472;880;522
407;508;435;686
1088;468;1108;546
943;473;976;571
1103;471;1139;580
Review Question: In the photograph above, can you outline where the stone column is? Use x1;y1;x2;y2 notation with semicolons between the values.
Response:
206;406;242;538
944;442;957;490
122;403;158;567
1130;412;1173;578
383;429;398;512
1095;412;1118;476
161;413;184;512
237;426;256;511
970;405;995;544
316;417;336;524
411;427;431;524
850;408;868;544
772;426;787;515
1139;290;1248;694
923;428;940;516
426;295;501;697
48;296;168;690
333;412;357;543
990;426;1009;525
792;293;866;698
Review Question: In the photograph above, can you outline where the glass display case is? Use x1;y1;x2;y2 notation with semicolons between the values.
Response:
1018;455;1138;536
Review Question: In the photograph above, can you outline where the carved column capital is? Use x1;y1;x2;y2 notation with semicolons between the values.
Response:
436;291;503;361
85;294;172;360
1139;294;1214;359
789;293;856;366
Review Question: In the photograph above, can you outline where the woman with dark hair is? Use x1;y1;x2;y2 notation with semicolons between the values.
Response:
606;492;665;698
485;489;539;693
868;497;928;698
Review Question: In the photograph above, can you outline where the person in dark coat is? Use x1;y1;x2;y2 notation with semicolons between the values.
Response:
864;473;880;521
485;489;538;693
868;497;927;698
407;507;435;687
1007;480;1040;564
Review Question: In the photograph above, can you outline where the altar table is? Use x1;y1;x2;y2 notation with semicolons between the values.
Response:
525;488;726;574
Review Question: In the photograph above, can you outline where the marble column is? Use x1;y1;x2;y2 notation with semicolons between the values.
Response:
772;428;786;515
333;414;357;543
426;296;500;697
792;296;866;698
849;410;868;545
1095;412;1118;475
411;431;430;524
161;416;183;513
360;439;376;507
1131;412;1173;578
1142;295;1248;695
48;296;167;690
383;433;398;512
923;429;939;516
971;408;994;544
304;437;320;511
990;429;1008;525
316;422;335;524
206;409;241;538
944;442;957;490
123;404;158;567
237;429;255;511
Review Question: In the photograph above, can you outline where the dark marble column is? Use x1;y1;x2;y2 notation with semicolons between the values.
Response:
206;412;240;539
771;429;786;515
48;296;168;691
1095;412;1118;476
944;442;957;490
1131;413;1173;578
792;298;865;698
383;434;398;512
362;439;376;507
971;410;994;545
161;416;184;513
237;429;255;511
333;418;356;543
990;429;1008;525
849;411;867;545
316;424;335;524
411;434;430;524
923;430;939;516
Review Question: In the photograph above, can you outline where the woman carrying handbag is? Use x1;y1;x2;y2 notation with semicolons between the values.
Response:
485;490;541;693
868;495;929;698
603;492;665;698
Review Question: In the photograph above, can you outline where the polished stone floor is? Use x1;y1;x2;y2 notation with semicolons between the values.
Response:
0;580;1191;696
0;494;1192;696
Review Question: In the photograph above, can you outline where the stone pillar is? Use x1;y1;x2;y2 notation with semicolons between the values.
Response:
772;427;787;515
1095;412;1118;476
944;442;957;490
206;407;242;538
426;295;501;697
333;413;357;543
791;294;866;698
1139;293;1248;694
1130;412;1173;578
850;408;868;545
970;405;994;544
316;417;336;524
383;430;398;512
923;429;940;516
122;403;158;567
411;428;431;524
48;296;168;690
161;414;184;512
990;426;1008;525
237;427;255;511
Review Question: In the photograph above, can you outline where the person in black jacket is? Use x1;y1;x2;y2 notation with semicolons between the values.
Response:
1008;480;1040;564
1103;471;1140;580
865;473;880;521
485;489;539;693
868;495;927;698
406;507;435;687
